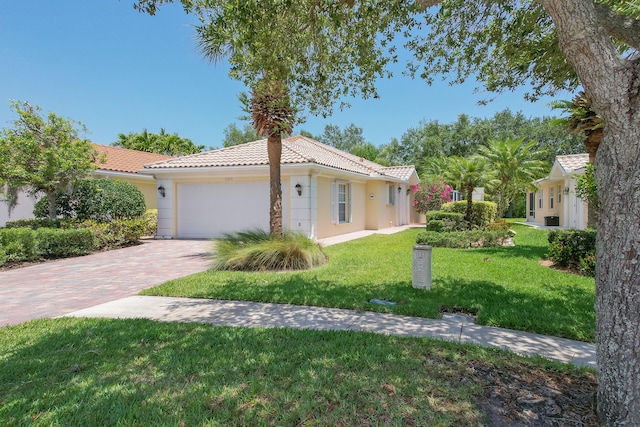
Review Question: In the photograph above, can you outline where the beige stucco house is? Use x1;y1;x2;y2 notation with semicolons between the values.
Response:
91;144;173;210
0;144;171;226
141;135;420;240
526;153;589;229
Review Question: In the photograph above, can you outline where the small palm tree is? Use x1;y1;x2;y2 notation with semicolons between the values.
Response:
477;138;547;218
444;157;489;228
552;91;603;163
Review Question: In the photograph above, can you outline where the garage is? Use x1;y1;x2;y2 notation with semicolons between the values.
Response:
177;182;270;238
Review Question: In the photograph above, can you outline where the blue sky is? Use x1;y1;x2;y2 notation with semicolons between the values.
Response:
1;1;571;149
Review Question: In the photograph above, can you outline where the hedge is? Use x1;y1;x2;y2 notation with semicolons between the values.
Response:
0;217;148;267
416;229;511;248
77;218;146;249
0;227;96;265
441;200;497;228
425;211;467;232
0;228;38;263
36;228;95;258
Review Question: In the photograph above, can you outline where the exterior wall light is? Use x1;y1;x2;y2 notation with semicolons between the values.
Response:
397;186;402;193
295;183;302;196
564;187;570;195
158;186;166;198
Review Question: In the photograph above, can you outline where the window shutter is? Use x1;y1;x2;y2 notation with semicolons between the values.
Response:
331;181;338;224
348;183;352;223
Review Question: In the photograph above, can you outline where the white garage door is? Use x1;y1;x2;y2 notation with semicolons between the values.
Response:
177;182;270;238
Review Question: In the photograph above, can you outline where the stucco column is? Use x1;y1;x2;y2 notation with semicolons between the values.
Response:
155;179;174;238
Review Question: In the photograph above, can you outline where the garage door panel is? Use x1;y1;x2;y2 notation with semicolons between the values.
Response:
177;182;270;238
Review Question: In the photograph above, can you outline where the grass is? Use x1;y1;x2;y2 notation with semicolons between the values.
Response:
142;223;596;342
0;317;596;426
212;229;327;271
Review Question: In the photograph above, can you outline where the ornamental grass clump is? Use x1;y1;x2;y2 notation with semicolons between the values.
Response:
212;229;327;271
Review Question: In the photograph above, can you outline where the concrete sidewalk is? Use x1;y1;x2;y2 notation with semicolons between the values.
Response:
65;296;596;369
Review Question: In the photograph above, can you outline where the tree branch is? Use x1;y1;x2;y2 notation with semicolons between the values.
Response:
414;0;442;10
594;2;640;50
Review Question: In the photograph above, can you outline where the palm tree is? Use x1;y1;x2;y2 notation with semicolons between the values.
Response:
420;157;451;182
196;24;295;237
246;77;294;236
476;138;547;218
552;91;603;227
552;91;603;164
444;157;489;228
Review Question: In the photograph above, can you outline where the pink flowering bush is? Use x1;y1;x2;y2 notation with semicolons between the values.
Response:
412;179;452;215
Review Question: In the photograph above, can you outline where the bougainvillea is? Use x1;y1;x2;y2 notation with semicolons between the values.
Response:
412;179;452;215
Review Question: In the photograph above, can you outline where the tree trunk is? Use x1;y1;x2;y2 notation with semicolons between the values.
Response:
267;134;283;237
594;119;640;427
465;186;473;229
47;192;57;221
536;1;640;423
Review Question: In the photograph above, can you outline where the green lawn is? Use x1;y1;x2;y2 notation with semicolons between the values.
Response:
0;318;596;426
142;223;596;342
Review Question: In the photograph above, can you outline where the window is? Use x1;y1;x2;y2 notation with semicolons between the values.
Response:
538;189;543;209
331;181;351;224
557;185;562;203
387;184;396;205
550;187;555;209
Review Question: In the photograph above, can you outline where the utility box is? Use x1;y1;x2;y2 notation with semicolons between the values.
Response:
544;216;560;226
412;245;433;290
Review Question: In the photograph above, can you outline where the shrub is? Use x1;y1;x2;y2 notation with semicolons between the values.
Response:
486;220;510;231
425;211;467;232
78;218;146;249
412;179;452;215
109;218;146;246
142;209;158;237
441;201;497;228
547;229;596;275
4;218;64;229
0;228;39;262
212;229;328;271
35;228;95;258
579;251;596;277
0;246;6;267
77;220;113;249
426;220;444;232
416;229;511;248
34;179;146;221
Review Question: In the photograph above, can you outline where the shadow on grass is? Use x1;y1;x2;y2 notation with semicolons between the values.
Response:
0;318;490;426
429;277;595;342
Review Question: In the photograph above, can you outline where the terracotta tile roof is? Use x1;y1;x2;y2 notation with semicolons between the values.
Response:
380;166;416;181
92;144;173;174
143;135;415;181
556;153;589;173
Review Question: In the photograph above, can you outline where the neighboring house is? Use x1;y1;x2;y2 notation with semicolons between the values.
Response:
0;144;172;226
141;135;420;240
91;144;173;210
526;153;589;230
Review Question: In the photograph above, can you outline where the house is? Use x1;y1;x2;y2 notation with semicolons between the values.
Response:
91;144;173;210
0;144;172;226
141;135;420;240
526;153;589;229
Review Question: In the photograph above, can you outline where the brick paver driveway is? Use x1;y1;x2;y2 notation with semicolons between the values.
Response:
0;239;212;327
